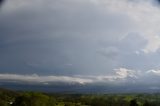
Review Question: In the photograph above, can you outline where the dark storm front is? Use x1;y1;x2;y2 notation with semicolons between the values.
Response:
0;0;4;4
1;82;160;93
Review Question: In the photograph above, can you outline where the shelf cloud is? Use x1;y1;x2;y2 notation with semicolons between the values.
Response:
0;68;160;86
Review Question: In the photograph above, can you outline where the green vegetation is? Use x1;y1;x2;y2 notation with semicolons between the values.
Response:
1;88;160;106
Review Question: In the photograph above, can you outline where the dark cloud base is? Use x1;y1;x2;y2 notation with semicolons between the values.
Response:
1;0;160;88
0;0;4;5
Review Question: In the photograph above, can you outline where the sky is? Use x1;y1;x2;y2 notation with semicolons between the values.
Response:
1;0;160;86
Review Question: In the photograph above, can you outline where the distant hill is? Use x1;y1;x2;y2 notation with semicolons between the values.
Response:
0;87;19;102
1;81;160;93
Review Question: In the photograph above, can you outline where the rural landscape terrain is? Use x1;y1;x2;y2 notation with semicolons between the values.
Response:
1;0;160;105
1;88;160;106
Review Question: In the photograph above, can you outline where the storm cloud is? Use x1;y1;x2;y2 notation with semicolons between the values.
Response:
0;0;4;7
0;0;160;86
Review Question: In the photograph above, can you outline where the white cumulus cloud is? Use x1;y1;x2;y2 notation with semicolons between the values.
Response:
98;0;160;53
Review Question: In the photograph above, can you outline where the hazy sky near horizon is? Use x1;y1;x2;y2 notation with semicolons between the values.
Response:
1;0;160;85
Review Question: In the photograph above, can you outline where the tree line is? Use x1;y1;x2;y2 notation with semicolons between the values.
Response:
0;88;160;106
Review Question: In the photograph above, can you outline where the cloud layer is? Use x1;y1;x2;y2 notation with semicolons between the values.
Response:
0;68;134;84
1;0;160;86
0;68;160;86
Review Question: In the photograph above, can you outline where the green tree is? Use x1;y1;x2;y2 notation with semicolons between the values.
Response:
0;99;9;106
130;99;138;106
12;92;56;106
